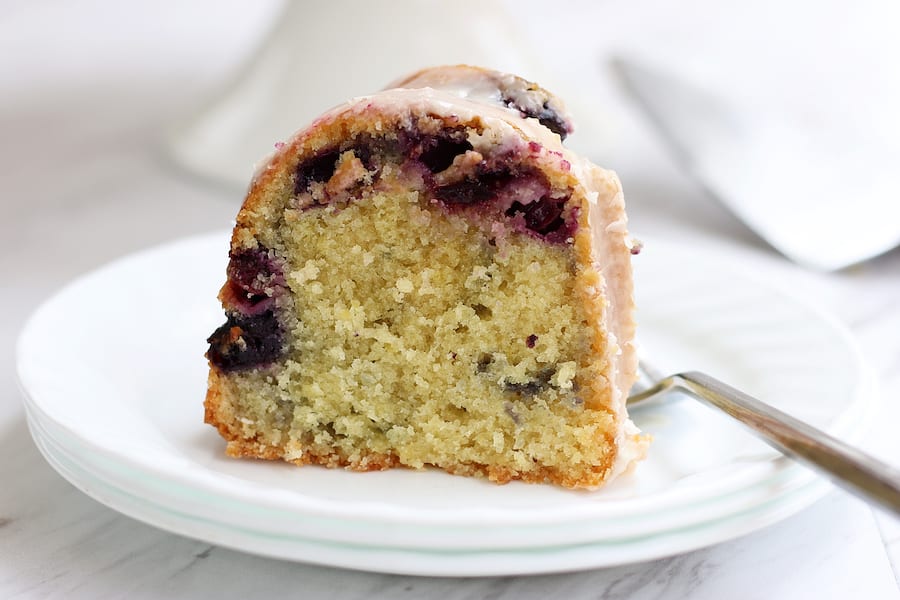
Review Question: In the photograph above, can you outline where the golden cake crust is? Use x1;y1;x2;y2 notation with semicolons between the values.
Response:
204;65;645;488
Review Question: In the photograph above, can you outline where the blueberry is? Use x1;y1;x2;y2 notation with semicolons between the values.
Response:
294;149;341;195
221;280;274;315
534;108;571;140
504;369;554;396
221;247;285;316
416;135;473;173
504;380;545;395
207;310;284;372
506;197;566;235
501;96;571;140
434;170;514;205
227;248;281;296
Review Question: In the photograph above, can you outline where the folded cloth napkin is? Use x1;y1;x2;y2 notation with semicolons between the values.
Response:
614;0;900;270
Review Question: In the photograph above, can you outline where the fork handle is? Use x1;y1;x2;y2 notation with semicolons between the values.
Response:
674;370;900;517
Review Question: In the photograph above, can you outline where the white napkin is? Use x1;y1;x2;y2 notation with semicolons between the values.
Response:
614;0;900;270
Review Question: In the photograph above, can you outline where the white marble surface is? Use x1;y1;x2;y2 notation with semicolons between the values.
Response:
3;1;900;598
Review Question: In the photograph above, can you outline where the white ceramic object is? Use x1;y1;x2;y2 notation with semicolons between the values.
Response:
166;1;547;189
17;232;873;576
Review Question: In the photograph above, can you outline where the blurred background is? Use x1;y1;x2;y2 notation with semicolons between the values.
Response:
7;0;900;260
4;0;899;273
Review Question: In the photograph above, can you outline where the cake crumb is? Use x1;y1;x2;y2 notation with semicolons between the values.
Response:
552;361;577;389
396;278;414;294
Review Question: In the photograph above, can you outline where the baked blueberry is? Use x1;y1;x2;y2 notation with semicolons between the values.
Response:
207;310;284;372
294;149;341;195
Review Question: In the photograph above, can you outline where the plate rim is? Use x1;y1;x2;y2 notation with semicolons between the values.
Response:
26;408;835;576
26;393;843;550
15;231;873;566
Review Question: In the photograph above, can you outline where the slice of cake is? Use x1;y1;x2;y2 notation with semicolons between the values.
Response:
204;65;647;489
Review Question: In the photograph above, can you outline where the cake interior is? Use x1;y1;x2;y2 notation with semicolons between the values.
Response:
209;122;619;486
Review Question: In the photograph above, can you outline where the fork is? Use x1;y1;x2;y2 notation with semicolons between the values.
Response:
629;360;900;517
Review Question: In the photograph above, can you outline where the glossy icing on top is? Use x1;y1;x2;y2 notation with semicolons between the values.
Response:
390;65;574;139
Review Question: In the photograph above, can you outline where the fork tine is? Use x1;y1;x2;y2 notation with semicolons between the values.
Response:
626;359;900;517
628;359;677;406
636;359;667;384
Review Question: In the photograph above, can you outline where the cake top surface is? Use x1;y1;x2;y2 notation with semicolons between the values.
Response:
253;66;602;206
388;65;574;139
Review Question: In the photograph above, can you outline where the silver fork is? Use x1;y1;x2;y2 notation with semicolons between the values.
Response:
629;361;900;517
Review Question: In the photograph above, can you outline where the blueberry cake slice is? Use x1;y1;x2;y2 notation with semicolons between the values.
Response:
205;65;647;489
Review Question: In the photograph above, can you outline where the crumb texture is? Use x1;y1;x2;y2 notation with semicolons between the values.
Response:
205;66;639;489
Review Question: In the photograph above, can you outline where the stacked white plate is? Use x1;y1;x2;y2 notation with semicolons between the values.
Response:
17;232;873;576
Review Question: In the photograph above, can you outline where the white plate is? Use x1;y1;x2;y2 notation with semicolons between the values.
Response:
17;232;872;576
